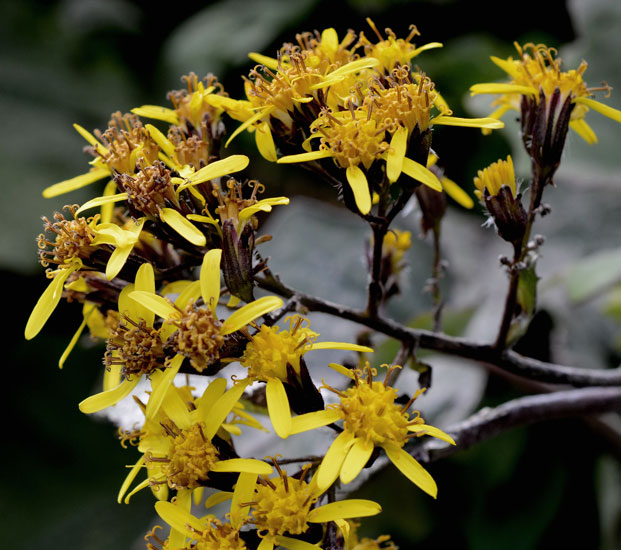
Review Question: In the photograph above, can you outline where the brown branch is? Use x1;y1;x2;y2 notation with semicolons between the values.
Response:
255;275;621;387
410;386;621;463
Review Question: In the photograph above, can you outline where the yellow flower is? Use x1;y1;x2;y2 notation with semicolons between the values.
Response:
470;42;621;143
129;248;283;375
473;155;517;200
289;365;455;496
74;154;250;248
239;315;373;438
117;377;271;504
78;262;176;416
358;18;443;73
42;112;160;198
25;205;101;340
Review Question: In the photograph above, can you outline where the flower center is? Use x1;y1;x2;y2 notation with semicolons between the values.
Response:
336;370;410;447
193;519;247;550
313;108;389;169
105;318;165;378
95;112;159;174
168;126;210;170
252;472;316;537
241;315;317;381
365;70;438;134
170;303;225;372
168;72;225;131
164;422;219;489
116;160;177;217
473;155;516;199
37;206;97;268
246;53;322;116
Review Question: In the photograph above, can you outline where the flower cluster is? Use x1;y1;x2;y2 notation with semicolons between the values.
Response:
25;16;620;550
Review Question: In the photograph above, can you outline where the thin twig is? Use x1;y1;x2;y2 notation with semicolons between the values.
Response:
255;275;621;387
410;386;621;463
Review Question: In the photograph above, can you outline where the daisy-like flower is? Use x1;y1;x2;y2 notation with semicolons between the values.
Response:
470;42;621;144
358;17;443;73
42;112;160;198
171;460;380;550
278;69;502;214
128;249;283;411
25;205;104;340
118;377;271;505
75;153;250;248
133;73;228;144
239;314;373;438
474;155;527;245
288;364;455;496
77;262;173;415
208;48;379;162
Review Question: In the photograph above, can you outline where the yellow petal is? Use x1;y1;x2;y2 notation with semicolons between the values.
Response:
431;115;505;129
316;431;355;490
308;499;381;523
105;245;133;281
327;362;356;379
490;56;521;79
570;119;598;144
132;105;180;125
255;121;278;162
340;438;374;484
231;471;259;529
386;126;407;182
220;296;283;335
174;280;202;311
75;193;128;216
78;377;141;414
469;83;537;96
204;491;233;509
100;180;118;224
309;342;373;352
134;263;156;326
145;354;184;419
129;291;179;320
25;264;80;340
203;380;250;441
103;361;122;392
289;409;341;435
58;308;92;369
274;536;321;550
238;197;289;222
161;383;192;430
401;158;443;191
196;377;228;421
145;123;177;158
160;208;206;246
73;123;108;152
211;458;273;475
258;538;275;550
408;41;443;59
441;176;474;209
408;424;456;445
200;249;222;312
225;107;275;148
43;167;111;198
383;442;437;498
181;155;250;188
248;52;280;70
117;456;145;504
277;150;334;164
345;165;371;214
266;378;292;439
155;501;203;536
574;96;621;122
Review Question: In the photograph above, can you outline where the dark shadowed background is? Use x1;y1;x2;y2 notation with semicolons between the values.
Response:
2;0;620;548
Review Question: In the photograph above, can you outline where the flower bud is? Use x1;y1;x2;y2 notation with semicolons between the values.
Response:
221;219;255;303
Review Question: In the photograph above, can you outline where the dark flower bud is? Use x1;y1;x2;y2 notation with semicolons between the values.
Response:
221;219;255;302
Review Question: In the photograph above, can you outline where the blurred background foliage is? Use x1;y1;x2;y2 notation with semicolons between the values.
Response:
2;0;620;548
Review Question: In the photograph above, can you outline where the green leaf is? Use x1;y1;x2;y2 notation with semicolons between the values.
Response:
567;249;621;303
